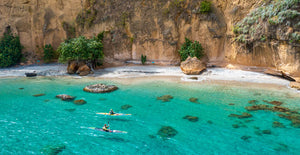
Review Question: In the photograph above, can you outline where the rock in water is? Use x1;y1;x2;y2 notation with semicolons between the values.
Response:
41;144;66;155
189;97;199;103
156;95;173;102
73;99;87;105
183;115;199;122
180;56;206;75
83;84;118;93
228;112;252;119
56;94;76;101
272;121;285;128
33;93;45;97
157;126;178;138
121;104;132;110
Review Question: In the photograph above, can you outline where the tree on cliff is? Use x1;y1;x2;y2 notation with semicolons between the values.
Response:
178;38;204;61
57;35;103;68
0;27;23;67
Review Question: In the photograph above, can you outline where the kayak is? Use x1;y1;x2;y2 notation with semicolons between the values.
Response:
88;127;127;133
96;113;132;116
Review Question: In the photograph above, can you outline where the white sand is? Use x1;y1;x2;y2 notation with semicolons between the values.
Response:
0;64;291;87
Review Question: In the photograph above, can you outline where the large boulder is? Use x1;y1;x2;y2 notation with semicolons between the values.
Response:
56;94;76;101
76;64;91;75
180;56;206;75
67;61;78;74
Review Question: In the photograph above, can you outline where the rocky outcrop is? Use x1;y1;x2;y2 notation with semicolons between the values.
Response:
67;61;91;76
0;0;299;76
290;82;300;90
83;84;118;93
180;56;206;75
73;99;87;105
264;69;295;81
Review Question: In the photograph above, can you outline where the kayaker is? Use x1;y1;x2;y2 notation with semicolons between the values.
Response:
109;109;115;115
102;123;109;131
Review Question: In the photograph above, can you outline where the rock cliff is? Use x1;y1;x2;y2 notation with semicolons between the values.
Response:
0;0;299;76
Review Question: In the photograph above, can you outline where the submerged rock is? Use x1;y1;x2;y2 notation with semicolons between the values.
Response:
41;144;66;155
263;100;283;106
183;115;199;122
121;104;132;110
157;95;173;102
273;106;290;112
228;112;252;119
19;88;24;90
33;93;45;97
262;130;272;134
228;103;235;106
44;99;50;102
241;135;251;141
73;99;87;105
83;84;118;93
207;120;213;124
248;100;258;104
189;97;199;103
99;98;107;101
157;126;178;138
64;108;76;112
272;121;285;128
245;104;272;111
180;56;206;75
56;94;75;101
274;143;289;152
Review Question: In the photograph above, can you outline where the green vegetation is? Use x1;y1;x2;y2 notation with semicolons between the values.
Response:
233;0;300;44
43;44;55;63
0;28;23;67
141;54;147;65
57;35;103;65
200;1;211;13
62;22;76;39
178;38;204;61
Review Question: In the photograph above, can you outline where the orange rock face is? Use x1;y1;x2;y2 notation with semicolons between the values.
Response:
180;57;206;75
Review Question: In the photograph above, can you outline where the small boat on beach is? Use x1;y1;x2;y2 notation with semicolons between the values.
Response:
25;72;37;77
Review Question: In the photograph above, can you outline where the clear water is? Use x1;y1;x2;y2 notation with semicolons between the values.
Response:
0;77;300;154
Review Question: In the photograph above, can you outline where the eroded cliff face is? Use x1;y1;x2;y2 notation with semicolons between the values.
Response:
0;0;299;75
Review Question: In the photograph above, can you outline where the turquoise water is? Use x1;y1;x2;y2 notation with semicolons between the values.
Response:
0;77;300;154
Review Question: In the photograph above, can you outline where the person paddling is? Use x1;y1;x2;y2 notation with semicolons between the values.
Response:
109;109;115;115
102;122;110;132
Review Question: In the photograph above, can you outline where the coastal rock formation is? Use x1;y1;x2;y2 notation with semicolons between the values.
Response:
56;94;75;101
180;57;206;75
77;64;91;76
67;61;91;76
0;0;299;76
290;82;300;90
264;69;295;81
228;113;252;119
83;84;118;93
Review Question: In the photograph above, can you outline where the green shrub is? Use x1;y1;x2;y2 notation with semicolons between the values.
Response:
57;36;103;66
43;44;55;63
141;54;147;65
0;29;23;67
200;1;211;13
178;38;204;61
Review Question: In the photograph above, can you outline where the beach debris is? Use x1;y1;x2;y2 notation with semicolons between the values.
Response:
272;121;285;128
248;100;258;104
121;104;132;110
33;93;46;97
83;84;118;93
263;100;283;106
41;144;66;155
73;99;87;105
56;94;76;101
64;108;76;112
228;112;252;119
189;97;199;103
183;115;199;122
157;126;178;138
157;95;173;102
241;135;251;141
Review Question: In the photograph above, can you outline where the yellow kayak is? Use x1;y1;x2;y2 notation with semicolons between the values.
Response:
96;113;132;116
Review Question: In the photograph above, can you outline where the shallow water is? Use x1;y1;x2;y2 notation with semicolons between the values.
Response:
0;77;300;154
